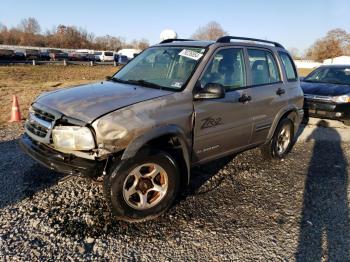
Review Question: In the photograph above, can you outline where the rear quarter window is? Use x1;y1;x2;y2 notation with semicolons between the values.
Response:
279;52;298;81
247;49;281;86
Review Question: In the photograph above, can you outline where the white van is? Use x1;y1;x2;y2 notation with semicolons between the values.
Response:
94;51;114;62
117;49;141;59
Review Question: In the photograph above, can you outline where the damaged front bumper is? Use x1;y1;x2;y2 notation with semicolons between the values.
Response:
19;134;104;178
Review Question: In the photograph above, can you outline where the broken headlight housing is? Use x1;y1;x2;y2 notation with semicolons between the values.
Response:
52;126;95;150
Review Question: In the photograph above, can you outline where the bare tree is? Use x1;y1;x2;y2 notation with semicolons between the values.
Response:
135;38;150;50
326;28;350;55
0;23;6;44
0;19;151;50
95;35;124;51
306;38;343;61
327;29;349;43
128;38;150;50
306;28;350;61
18;17;41;34
191;21;227;40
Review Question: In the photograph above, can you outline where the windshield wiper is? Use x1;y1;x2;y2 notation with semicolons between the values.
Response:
109;77;129;84
124;79;164;89
109;77;164;89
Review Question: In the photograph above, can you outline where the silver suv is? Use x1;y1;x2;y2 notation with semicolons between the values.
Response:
20;36;304;222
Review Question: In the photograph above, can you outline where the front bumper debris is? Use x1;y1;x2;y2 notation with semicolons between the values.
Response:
19;134;103;178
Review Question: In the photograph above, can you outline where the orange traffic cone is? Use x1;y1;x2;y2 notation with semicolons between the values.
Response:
8;95;22;122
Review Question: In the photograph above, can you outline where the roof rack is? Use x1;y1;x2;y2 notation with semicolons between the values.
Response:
216;36;284;49
159;38;194;44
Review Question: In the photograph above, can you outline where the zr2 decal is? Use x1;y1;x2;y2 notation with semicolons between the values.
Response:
201;117;223;130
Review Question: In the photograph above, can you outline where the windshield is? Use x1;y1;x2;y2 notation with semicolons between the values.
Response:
112;46;205;90
304;67;350;85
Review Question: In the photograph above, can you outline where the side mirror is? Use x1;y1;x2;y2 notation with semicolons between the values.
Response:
299;76;305;81
194;83;225;100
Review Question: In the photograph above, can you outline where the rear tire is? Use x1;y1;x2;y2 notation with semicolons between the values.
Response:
103;150;180;222
260;118;294;160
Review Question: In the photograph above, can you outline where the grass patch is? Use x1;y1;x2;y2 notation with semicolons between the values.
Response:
297;68;313;77
0;65;119;125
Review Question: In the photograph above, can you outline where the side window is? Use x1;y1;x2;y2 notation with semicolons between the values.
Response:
279;52;298;81
248;49;280;85
200;48;246;91
266;53;281;83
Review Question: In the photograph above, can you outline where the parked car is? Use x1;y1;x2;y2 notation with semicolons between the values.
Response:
24;49;40;60
117;48;141;60
14;51;26;61
114;54;119;63
71;52;96;62
20;36;304;222
0;49;14;60
94;51;102;61
95;51;114;62
39;51;51;61
85;53;96;61
48;49;68;61
115;54;129;65
68;52;85;61
114;54;129;65
301;65;350;126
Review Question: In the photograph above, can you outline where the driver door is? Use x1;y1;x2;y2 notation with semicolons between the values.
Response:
192;47;253;164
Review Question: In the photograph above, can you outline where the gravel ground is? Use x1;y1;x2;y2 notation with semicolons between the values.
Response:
0;120;349;261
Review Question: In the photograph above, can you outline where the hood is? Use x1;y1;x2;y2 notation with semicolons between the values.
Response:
301;81;350;97
35;81;172;123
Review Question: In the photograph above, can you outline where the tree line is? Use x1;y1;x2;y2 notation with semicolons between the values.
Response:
1;18;349;61
0;18;227;51
0;17;149;51
304;28;350;61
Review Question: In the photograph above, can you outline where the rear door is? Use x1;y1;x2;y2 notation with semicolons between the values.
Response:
193;47;253;163
278;51;302;108
246;48;288;144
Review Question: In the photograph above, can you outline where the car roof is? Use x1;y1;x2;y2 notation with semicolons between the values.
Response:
320;64;350;68
155;36;285;51
155;40;214;48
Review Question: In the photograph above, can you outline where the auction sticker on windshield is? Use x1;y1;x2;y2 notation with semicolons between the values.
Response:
179;49;203;60
171;81;183;88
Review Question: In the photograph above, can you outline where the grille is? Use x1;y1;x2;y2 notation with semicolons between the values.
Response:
26;107;55;139
27;121;48;137
33;107;55;122
304;94;332;103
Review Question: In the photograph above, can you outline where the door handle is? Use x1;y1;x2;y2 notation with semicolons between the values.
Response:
238;94;252;103
276;88;285;96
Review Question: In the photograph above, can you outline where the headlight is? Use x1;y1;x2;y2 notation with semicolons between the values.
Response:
52;126;95;150
331;94;350;103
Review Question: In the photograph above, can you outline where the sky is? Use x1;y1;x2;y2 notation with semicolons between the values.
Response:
1;0;350;54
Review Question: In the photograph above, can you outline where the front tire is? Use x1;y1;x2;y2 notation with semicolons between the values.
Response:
260;118;294;160
103;150;180;222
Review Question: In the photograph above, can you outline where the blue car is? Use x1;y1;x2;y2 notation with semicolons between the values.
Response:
301;65;350;125
114;54;129;65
